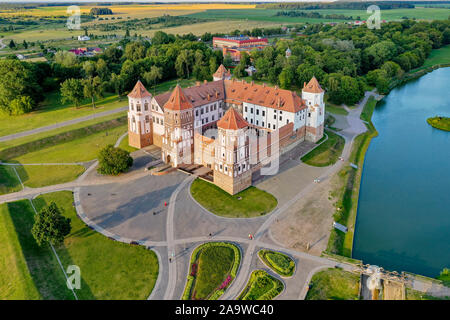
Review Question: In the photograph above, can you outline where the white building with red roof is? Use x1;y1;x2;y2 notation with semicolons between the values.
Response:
127;66;326;194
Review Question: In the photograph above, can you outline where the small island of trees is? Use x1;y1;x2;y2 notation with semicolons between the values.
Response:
427;116;450;131
90;7;113;16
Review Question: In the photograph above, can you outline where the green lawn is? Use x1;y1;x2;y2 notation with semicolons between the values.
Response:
0;118;127;163
326;104;349;116
412;45;450;72
0;200;74;300
238;270;284;300
360;97;377;123
427;116;450;132
258;250;295;277
301;130;345;167
190;178;277;218
118;134;139;153
184;242;240;300
306;268;360;300
0;165;22;195
32;191;159;300
0;92;126;138
15;165;86;188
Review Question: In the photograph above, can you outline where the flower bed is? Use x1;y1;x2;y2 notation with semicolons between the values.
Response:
258;249;295;277
238;270;284;300
182;242;241;300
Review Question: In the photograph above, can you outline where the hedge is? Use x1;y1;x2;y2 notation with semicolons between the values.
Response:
258;249;295;277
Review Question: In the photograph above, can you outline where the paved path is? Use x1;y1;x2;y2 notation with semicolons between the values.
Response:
0;106;127;142
0;39;6;50
2;89;448;300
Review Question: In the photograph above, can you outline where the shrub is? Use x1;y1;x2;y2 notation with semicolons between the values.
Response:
97;144;133;175
258;250;295;277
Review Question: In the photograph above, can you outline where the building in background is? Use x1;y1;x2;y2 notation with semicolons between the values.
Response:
213;36;269;63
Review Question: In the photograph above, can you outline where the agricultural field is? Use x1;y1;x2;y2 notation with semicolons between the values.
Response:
185;7;450;23
238;270;284;300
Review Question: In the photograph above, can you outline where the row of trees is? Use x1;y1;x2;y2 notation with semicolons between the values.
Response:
242;19;449;104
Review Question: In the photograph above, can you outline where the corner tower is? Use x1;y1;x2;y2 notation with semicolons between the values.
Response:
213;64;232;81
128;80;153;148
213;108;251;195
302;76;325;142
161;85;194;167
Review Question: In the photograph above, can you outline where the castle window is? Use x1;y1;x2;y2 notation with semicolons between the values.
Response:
279;116;282;121
273;124;276;129
262;110;265;116
273;114;276;120
137;104;141;112
256;120;259;125
212;115;215;121
201;108;204;115
130;103;134;111
262;121;265;127
153;117;155;123
287;119;289;124
245;106;247;112
256;109;259;115
206;106;209;112
225;166;227;172
161;119;163;125
145;116;150;123
308;113;311;117
251;108;253;114
144;103;149;111
196;110;199;117
156;118;159;124
268;123;271;128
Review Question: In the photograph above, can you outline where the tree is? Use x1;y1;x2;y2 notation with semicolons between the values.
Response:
175;49;193;79
54;51;77;68
60;78;84;108
83;76;103;109
0;59;36;115
223;54;233;68
143;65;163;92
110;73;125;101
96;58;109;81
82;60;95;78
8;39;15;49
10;96;33;115
22;40;28;49
97;145;133;175
31;202;71;247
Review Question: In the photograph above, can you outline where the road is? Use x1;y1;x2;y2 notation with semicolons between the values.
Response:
0;106;127;142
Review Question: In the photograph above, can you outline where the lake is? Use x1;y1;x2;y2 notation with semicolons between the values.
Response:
353;67;450;277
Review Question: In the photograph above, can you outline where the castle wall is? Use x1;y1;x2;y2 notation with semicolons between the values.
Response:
213;169;252;195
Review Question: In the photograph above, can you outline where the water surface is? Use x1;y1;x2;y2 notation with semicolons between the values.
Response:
353;68;450;277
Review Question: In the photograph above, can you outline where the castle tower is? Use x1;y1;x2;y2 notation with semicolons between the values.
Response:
213;107;251;195
161;85;195;167
302;76;325;142
213;64;232;81
128;80;153;148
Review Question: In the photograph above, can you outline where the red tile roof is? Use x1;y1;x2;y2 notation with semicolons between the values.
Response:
217;107;248;130
303;76;324;94
128;80;152;99
213;64;231;79
163;84;193;111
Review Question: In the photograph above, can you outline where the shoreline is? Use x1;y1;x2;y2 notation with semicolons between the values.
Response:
328;65;450;281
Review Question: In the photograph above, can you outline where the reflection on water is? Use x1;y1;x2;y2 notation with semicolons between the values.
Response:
353;68;450;277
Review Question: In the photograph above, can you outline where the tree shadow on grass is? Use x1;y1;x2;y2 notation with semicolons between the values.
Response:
6;200;80;300
31;196;96;300
0;165;23;195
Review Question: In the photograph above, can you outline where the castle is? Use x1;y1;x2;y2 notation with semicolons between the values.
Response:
127;65;325;194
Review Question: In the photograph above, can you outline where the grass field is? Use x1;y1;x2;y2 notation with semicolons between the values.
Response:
301;130;345;167
238;270;284;300
0;118;127;163
306;268;360;300
32;191;159;299
0;199;74;300
0;93;125;138
190;178;277;218
0;165;22;195
185;7;450;23
360;97;377;123
411;45;450;72
258;250;295;277
15;165;85;188
325;104;349;116
118;134;138;153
